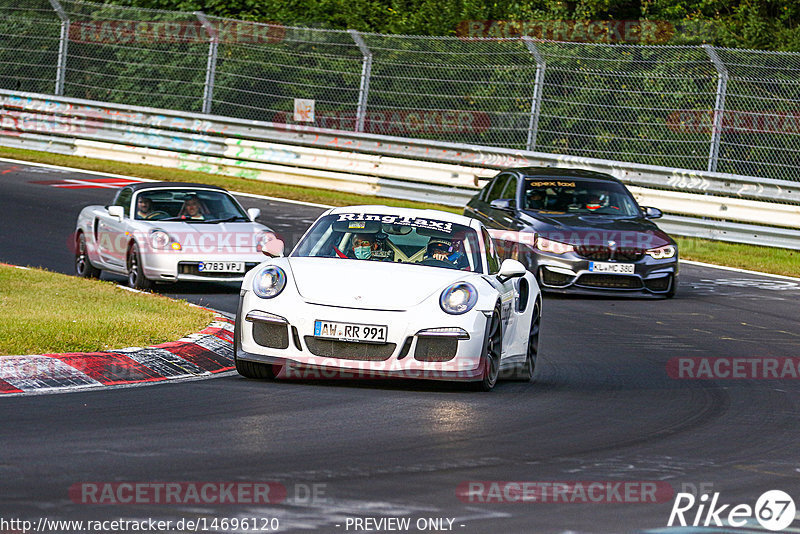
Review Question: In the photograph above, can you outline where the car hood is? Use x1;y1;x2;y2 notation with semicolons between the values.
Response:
136;221;269;252
287;257;470;311
519;211;674;249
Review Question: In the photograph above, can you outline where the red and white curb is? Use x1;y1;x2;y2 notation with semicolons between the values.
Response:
0;316;234;396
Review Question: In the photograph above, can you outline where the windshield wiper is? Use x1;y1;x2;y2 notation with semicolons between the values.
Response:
200;215;251;223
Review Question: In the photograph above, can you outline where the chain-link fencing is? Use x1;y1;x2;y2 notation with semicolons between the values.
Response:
0;0;798;182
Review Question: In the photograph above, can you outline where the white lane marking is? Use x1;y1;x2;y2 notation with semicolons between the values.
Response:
234;190;332;209
3;156;795;279
49;178;142;188
0;156;330;209
682;259;800;282
115;284;145;294
0;156;157;181
691;278;799;291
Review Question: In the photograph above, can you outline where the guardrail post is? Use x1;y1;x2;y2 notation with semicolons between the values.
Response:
48;0;69;96
523;38;546;152
195;12;218;115
703;45;728;174
348;30;372;133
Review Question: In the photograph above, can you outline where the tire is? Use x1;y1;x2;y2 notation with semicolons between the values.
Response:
473;304;502;392
235;356;280;379
511;303;540;381
233;308;281;379
75;233;100;279
127;243;153;290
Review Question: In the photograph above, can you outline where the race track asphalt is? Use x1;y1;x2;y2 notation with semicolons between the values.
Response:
1;160;799;533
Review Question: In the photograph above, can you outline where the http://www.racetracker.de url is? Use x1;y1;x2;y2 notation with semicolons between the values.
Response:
0;516;281;533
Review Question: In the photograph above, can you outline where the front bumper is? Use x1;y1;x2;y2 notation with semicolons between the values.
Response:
235;290;491;382
531;252;678;296
141;252;267;283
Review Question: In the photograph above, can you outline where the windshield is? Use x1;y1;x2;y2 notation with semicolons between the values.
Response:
523;178;640;217
291;213;483;273
133;189;249;222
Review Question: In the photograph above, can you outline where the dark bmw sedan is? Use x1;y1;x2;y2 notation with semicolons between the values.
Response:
464;167;678;297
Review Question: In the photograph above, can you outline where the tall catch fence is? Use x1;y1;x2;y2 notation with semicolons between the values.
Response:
0;0;798;183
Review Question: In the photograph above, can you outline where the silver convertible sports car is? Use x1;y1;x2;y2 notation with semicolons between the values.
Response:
74;182;279;288
234;205;542;391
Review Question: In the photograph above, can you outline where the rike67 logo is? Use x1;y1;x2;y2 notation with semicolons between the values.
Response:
668;490;796;531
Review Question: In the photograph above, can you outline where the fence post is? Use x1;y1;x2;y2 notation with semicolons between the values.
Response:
48;0;69;96
523;38;546;152
195;11;218;115
348;30;372;133
703;45;728;173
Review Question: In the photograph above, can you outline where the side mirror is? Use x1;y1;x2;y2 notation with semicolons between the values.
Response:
490;198;515;212
247;208;261;221
261;233;285;258
498;258;527;282
642;206;663;219
108;205;124;220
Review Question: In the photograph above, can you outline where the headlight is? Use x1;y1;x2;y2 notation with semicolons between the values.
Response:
256;231;271;252
253;266;287;299
536;236;575;255
646;245;676;259
150;230;181;250
440;282;478;315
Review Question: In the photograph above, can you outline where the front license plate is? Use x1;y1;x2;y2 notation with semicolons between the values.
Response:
198;261;245;273
314;320;388;344
589;262;635;274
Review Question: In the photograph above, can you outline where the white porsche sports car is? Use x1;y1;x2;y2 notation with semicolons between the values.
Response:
234;206;542;391
74;182;279;288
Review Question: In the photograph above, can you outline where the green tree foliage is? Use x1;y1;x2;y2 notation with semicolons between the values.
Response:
117;0;800;51
2;0;797;181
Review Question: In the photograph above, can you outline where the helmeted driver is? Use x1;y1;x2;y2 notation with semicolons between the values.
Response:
425;237;469;269
527;189;546;210
585;194;605;211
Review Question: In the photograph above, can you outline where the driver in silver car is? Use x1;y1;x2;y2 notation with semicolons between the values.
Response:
136;197;155;219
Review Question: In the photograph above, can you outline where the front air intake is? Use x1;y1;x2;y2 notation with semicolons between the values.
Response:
252;323;290;349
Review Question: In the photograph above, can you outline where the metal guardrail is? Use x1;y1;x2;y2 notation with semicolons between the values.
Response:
657;215;800;251
3;90;797;203
0;89;798;249
3;0;800;183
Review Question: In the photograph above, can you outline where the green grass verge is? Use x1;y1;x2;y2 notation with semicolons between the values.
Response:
675;236;799;277
0;264;214;356
0;146;797;277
